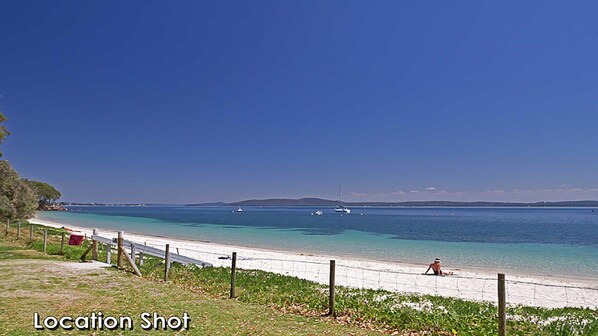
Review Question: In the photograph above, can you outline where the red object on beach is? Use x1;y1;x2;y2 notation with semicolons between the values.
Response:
68;234;84;246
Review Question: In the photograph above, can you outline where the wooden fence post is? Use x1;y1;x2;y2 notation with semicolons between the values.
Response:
118;243;142;276
498;273;506;336
230;252;237;299
17;221;21;240
130;243;137;264
60;232;65;254
43;229;48;254
5;219;8;235
106;242;111;264
164;244;170;282
92;229;98;261
29;224;34;243
329;260;336;317
117;231;123;268
139;252;144;266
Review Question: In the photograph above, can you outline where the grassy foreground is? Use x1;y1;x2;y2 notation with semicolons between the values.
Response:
3;221;598;335
0;225;380;335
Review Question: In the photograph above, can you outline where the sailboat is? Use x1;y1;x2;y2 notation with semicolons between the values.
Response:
334;185;351;214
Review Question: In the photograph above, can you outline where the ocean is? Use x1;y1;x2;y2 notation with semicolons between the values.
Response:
36;206;598;278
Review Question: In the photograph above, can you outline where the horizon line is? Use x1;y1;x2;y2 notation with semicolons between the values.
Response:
59;198;598;205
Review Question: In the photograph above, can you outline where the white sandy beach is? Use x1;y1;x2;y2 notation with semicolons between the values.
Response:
30;218;598;309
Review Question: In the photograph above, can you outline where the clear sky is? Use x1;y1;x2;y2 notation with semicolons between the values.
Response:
1;1;597;203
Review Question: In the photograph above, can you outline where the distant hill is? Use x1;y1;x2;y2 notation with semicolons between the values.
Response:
187;198;337;207
187;202;228;206
186;198;598;207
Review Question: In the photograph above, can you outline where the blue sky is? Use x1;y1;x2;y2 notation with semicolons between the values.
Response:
1;1;597;203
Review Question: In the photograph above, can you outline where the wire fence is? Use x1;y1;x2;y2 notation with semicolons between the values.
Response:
131;238;598;309
8;221;596;336
18;222;595;311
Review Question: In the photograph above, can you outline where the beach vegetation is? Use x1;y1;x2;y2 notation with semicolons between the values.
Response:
0;112;61;217
24;180;62;210
0;162;38;220
0;112;8;156
145;263;596;335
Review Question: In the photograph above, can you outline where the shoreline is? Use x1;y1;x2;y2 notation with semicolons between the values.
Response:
29;217;598;309
30;216;597;284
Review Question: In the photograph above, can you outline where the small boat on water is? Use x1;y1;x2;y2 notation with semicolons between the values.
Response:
236;207;243;213
334;185;351;214
312;210;324;216
334;206;351;214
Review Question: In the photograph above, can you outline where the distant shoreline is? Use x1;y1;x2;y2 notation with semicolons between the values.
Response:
58;199;598;208
187;198;598;208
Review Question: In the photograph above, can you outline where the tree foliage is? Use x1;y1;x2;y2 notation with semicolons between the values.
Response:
25;180;62;209
0;112;61;219
0;112;9;157
0;161;37;220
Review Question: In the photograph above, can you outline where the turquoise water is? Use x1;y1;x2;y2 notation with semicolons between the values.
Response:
36;206;598;278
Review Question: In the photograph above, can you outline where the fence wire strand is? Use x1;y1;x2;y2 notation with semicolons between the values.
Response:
91;232;597;309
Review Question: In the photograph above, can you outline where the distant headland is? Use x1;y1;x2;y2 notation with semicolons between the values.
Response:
59;202;149;207
186;198;598;207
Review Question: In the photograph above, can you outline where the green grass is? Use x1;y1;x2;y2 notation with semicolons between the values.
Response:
141;261;596;335
4;221;598;335
0;230;381;335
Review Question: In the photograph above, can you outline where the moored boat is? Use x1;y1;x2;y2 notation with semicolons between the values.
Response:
334;185;351;214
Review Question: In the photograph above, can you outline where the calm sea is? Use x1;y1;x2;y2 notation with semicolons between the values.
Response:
36;206;598;278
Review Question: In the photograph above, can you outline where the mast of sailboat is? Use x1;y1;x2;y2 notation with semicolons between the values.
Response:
337;185;341;207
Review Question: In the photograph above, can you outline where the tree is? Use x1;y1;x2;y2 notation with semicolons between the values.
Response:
0;161;37;220
25;180;61;209
0;112;59;218
0;112;9;157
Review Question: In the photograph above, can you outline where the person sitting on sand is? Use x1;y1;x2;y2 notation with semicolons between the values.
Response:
424;258;453;275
